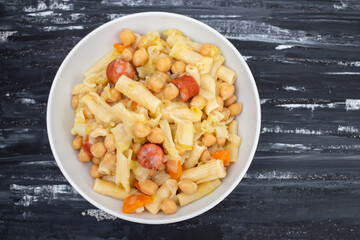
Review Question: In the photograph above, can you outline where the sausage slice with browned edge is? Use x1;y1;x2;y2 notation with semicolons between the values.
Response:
137;143;164;169
170;74;199;102
106;59;135;84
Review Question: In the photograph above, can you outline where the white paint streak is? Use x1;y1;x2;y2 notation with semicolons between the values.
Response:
197;15;241;19
338;125;359;133
19;160;57;166
245;171;296;180
82;209;117;221
260;99;269;104
323;72;360;75
277;103;338;111
70;13;85;21
24;1;47;12
20;98;36;104
101;0;143;6
212;20;358;47
0;31;17;42
242;56;253;61
275;44;294;50
345;99;360;111
337;61;360;67
24;1;73;12
261;126;324;135
43;26;84;31
334;0;348;10
107;13;126;20
27;11;54;17
10;184;81;207
283;86;305;91
270;143;311;151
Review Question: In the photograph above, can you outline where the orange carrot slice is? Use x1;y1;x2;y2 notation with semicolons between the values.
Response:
212;150;231;166
122;194;152;214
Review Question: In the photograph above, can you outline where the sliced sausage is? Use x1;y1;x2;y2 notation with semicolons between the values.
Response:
170;74;199;102
137;143;164;169
106;59;135;84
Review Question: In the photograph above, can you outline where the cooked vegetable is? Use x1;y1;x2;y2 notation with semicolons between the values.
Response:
122;194;153;214
212;150;231;166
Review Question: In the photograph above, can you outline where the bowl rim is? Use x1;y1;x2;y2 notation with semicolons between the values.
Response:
46;11;261;224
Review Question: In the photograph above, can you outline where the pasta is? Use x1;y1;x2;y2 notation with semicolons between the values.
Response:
71;28;243;215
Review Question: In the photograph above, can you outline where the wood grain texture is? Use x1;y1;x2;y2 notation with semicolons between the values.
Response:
1;0;360;239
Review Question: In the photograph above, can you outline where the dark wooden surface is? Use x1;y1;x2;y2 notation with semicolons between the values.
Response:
1;0;360;239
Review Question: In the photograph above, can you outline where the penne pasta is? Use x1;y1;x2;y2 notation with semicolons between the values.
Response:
177;179;221;206
115;75;161;113
85;49;120;77
145;182;172;215
184;141;206;169
217;65;236;84
180;159;226;184
93;178;128;200
185;65;200;85
115;151;131;193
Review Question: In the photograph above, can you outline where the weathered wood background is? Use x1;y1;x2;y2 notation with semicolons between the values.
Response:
1;0;360;239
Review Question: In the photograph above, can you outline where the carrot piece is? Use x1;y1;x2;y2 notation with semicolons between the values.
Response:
122;194;152;214
212;150;231;166
134;182;141;191
113;43;126;52
131;101;137;110
166;160;182;180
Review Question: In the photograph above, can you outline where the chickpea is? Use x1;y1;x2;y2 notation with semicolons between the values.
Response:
78;149;91;162
171;61;186;75
120;29;135;46
229;103;243;116
200;149;211;163
147;76;165;93
200;43;211;56
90;142;107;158
147;127;164;144
190;95;206;110
90;164;102;178
104;134;116;152
153;71;170;82
220;84;235;100
108;88;121;102
103;152;116;164
201;133;217;147
133;47;148;67
224;94;237;107
121;48;134;62
72;95;79;109
178;179;197;195
92;157;101;165
216;96;224;111
160;198;177;215
132;142;142;155
156;56;172;72
217;137;226;147
83;106;94;119
138;179;158;196
221;108;231;122
163;83;179;100
132;122;151;138
72;135;83;150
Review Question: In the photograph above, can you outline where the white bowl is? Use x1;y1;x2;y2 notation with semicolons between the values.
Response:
47;12;261;224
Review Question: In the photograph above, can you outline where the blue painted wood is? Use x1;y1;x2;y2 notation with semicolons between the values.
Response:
0;0;360;239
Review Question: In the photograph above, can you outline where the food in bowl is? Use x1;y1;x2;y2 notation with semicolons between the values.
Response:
70;28;243;215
